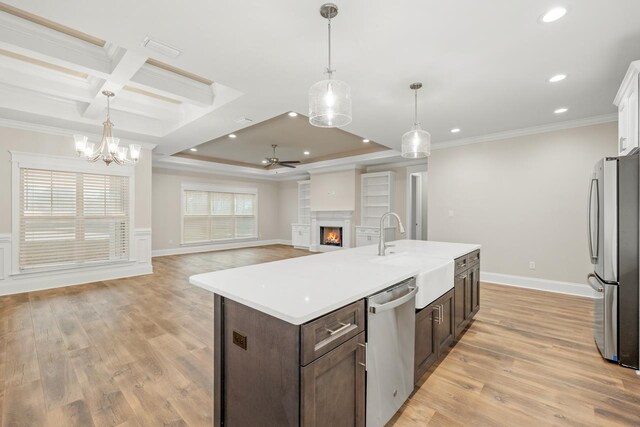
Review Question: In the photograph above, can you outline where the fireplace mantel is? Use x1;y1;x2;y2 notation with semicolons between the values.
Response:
310;210;353;252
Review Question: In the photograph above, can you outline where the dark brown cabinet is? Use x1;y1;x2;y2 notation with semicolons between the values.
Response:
414;303;437;382
215;297;366;427
454;250;481;339
414;289;454;383
470;264;480;315
301;333;366;426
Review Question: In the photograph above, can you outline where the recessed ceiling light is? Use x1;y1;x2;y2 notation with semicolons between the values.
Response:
190;148;197;152
229;134;237;138
541;7;567;23
303;151;310;155
362;139;370;143
549;74;567;83
450;128;461;133
288;112;298;117
261;159;268;164
554;107;568;114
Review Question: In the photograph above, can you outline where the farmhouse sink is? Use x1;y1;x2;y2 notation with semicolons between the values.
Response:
370;252;455;309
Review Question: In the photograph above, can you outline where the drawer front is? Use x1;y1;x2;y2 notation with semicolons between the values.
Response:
356;227;380;236
454;255;469;275
468;250;480;267
301;300;365;365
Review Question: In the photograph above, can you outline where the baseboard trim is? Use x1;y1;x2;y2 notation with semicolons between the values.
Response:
152;239;293;257
0;263;153;296
481;271;596;298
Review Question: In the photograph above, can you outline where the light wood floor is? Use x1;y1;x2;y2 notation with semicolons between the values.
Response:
0;245;638;426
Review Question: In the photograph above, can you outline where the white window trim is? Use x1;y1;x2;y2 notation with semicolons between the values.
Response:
180;182;259;246
10;150;136;276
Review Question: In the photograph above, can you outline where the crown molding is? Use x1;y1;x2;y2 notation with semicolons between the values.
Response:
432;113;617;151
0;118;157;150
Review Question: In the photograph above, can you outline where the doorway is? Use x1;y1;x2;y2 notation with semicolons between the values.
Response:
406;166;427;240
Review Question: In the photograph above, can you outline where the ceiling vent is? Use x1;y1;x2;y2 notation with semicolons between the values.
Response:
141;37;181;58
234;117;253;125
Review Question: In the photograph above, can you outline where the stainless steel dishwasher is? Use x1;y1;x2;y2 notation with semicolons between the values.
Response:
366;277;417;427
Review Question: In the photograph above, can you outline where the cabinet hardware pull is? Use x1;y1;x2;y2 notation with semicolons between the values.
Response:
359;362;367;368
357;343;366;348
440;305;444;324
326;322;352;336
434;305;441;324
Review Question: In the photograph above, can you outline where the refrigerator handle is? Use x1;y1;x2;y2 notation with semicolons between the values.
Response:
588;178;599;263
587;273;604;293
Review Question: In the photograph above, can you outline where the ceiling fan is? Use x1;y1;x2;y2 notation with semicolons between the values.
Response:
262;144;301;168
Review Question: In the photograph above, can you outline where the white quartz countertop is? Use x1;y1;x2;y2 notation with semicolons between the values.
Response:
189;240;480;325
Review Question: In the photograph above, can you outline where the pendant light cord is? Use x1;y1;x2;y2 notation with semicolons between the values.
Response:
414;89;418;126
327;16;333;77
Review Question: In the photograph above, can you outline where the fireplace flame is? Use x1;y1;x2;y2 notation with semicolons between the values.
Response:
325;231;340;244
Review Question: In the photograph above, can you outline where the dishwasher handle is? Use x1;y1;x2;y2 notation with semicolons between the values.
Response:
369;287;417;314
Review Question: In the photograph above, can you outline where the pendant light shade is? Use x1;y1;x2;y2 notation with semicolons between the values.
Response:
309;3;352;128
309;78;352;127
401;125;431;159
401;83;430;158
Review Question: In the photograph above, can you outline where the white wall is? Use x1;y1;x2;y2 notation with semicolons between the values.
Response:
152;167;287;255
427;122;617;286
0;125;153;295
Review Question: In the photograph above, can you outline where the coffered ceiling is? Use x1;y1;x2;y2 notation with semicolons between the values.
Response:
1;0;640;168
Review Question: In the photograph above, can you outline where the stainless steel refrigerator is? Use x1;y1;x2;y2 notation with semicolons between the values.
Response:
587;154;639;369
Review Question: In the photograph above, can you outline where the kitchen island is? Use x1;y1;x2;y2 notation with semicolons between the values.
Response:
190;239;481;426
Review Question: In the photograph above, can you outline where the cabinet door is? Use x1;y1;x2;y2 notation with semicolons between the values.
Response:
414;304;438;384
436;290;455;354
465;269;473;321
454;272;468;338
470;265;481;315
627;80;638;153
292;228;302;247
619;96;629;155
301;333;365;427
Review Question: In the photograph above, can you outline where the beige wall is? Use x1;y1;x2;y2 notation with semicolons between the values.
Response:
310;169;359;212
152;167;284;250
427;122;618;284
278;179;300;236
0;126;152;232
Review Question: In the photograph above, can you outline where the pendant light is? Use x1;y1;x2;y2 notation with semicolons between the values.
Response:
401;83;430;158
308;3;352;128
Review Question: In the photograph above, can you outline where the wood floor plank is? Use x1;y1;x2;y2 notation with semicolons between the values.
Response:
1;379;46;427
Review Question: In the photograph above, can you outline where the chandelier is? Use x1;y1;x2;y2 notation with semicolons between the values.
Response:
73;91;141;166
308;3;352;128
401;83;430;158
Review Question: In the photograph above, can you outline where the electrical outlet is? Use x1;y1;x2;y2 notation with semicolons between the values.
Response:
529;261;536;270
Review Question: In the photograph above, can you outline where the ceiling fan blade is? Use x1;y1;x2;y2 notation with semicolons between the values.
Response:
278;160;301;164
277;162;296;168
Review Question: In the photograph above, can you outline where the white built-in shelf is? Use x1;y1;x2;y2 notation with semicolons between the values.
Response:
360;171;395;228
298;180;311;225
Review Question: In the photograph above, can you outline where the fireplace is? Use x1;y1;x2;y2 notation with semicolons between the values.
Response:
310;210;352;252
320;226;343;247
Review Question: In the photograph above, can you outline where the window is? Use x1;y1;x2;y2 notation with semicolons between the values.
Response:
19;168;130;270
183;187;257;243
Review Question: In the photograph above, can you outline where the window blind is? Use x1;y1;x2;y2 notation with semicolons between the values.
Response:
19;168;130;270
183;189;257;243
